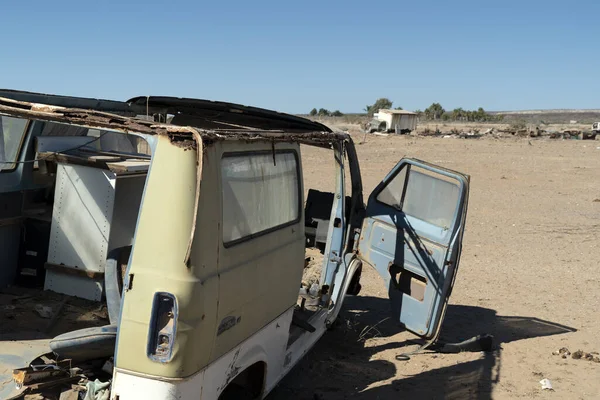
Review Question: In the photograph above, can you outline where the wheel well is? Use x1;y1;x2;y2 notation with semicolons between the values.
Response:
222;361;266;399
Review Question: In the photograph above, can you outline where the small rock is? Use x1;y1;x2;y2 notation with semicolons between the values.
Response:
572;350;584;360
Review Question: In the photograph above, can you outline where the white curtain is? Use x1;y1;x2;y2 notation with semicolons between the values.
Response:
222;152;299;243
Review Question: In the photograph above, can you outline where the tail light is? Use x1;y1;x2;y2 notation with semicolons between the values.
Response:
147;292;177;362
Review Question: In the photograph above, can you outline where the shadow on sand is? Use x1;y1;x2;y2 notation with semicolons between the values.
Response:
268;295;576;400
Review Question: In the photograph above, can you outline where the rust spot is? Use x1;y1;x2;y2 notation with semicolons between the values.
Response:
167;132;197;150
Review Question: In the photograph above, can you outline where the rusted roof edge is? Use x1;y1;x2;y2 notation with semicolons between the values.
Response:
0;96;348;145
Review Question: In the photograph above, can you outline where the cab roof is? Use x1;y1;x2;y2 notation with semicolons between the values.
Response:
0;89;331;133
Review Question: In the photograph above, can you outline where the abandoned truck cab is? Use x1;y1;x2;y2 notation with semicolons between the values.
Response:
0;91;469;399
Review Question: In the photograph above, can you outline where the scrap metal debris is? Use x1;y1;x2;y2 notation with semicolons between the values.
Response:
552;348;600;363
552;347;571;358
8;353;113;400
413;125;598;140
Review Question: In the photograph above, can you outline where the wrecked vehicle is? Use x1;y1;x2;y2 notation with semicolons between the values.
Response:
0;90;469;399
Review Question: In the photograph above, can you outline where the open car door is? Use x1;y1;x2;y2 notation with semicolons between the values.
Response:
357;158;469;340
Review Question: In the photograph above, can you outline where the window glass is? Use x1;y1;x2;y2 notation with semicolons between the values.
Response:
377;165;460;230
222;151;300;244
402;169;459;229
376;167;407;209
0;116;28;171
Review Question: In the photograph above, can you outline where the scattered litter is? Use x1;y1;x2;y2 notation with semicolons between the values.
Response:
572;350;584;359
84;379;110;400
552;347;571;358
34;304;53;319
568;349;600;362
540;378;553;391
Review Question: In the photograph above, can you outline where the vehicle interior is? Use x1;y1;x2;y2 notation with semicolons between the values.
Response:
0;91;362;399
0;112;153;399
293;147;353;330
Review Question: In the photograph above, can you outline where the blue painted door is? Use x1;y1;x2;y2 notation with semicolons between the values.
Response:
358;158;469;339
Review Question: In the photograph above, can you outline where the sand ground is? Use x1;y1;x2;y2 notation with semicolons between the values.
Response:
268;134;600;399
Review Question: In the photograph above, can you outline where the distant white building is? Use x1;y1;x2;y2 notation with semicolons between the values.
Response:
373;109;418;133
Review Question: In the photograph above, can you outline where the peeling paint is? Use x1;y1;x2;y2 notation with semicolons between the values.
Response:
219;348;241;392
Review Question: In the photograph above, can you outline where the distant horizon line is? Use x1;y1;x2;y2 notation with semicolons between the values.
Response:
301;108;600;116
2;87;599;116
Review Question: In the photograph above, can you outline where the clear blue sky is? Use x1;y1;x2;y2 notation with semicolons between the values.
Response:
1;0;598;113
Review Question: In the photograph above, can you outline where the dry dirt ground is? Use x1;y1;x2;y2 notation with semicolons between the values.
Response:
268;134;600;399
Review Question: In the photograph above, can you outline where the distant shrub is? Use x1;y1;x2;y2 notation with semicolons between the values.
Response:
510;120;527;130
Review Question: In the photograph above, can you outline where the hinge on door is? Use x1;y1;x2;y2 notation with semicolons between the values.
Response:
329;255;342;263
329;251;342;264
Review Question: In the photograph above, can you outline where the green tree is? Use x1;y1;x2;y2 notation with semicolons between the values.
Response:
425;103;445;120
394;106;403;110
451;108;464;121
476;107;487;121
317;108;330;117
309;108;318;116
365;98;393;117
331;110;344;117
